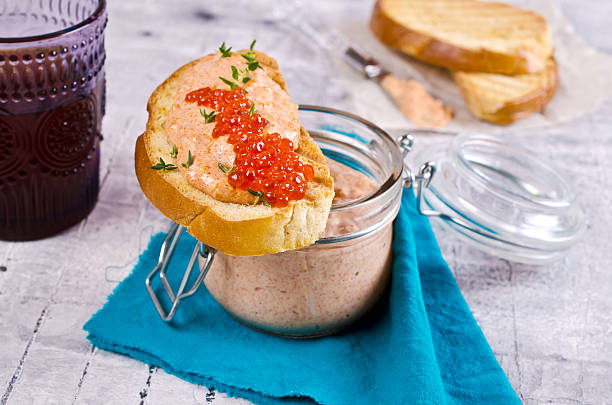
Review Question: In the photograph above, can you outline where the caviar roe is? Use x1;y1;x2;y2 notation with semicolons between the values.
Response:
185;87;314;208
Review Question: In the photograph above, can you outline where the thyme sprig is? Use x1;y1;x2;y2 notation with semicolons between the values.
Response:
218;42;232;58
181;150;194;169
200;108;217;123
241;40;263;71
240;54;262;71
247;188;271;207
151;157;177;172
170;144;178;158
217;162;234;174
217;41;262;91
219;76;239;90
229;64;255;86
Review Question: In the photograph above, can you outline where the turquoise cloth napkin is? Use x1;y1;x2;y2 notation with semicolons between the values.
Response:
84;191;520;404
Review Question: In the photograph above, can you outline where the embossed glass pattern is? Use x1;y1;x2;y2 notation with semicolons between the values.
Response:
0;0;106;240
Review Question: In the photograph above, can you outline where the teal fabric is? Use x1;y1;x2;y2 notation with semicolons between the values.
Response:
84;191;520;405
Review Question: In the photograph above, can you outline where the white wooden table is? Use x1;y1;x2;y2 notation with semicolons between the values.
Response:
1;1;611;404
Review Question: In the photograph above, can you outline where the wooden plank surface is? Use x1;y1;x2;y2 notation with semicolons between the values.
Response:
1;1;611;404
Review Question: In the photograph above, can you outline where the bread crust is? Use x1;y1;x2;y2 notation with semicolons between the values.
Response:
135;51;334;256
370;0;552;75
452;58;558;125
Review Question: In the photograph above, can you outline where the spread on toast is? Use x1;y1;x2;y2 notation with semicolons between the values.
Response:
161;44;312;207
135;43;335;255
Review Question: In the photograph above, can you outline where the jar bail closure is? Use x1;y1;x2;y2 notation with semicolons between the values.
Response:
145;222;215;322
397;133;513;245
399;131;584;264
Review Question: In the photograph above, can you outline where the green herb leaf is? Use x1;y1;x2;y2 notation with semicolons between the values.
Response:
247;188;262;205
151;157;178;172
231;65;239;80
218;42;232;57
219;76;238;90
218;162;233;174
241;50;263;70
241;53;255;63
248;104;257;115
181;150;194;169
170;144;178;159
246;188;270;206
242;76;251;84
200;108;217;123
249;39;256;51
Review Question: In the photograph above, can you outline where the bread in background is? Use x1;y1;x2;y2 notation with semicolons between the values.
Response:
452;57;557;125
370;0;553;75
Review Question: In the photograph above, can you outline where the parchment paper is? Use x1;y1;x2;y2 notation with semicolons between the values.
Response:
330;0;612;132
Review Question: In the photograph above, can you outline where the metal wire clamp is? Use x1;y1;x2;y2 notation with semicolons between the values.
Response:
145;223;216;321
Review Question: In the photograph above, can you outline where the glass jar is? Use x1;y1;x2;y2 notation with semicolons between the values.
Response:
202;106;405;337
0;0;107;240
146;105;405;337
145;108;585;337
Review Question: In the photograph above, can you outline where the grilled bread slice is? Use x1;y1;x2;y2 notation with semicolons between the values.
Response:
370;0;553;74
135;51;334;256
452;57;557;125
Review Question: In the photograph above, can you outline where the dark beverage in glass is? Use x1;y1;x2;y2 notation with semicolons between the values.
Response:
0;0;106;240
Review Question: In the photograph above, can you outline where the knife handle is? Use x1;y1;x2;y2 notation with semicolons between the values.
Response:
344;46;389;81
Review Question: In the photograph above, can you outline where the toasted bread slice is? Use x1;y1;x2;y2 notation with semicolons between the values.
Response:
452;57;557;125
135;51;334;256
370;0;553;74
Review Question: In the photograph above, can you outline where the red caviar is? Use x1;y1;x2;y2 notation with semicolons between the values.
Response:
185;87;314;207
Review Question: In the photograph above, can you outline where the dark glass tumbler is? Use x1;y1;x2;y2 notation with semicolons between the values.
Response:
0;0;106;240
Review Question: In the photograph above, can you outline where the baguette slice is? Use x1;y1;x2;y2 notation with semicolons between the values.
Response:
135;51;334;256
452;57;557;125
370;0;553;74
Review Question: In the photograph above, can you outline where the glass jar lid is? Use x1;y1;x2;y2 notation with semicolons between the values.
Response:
413;133;585;264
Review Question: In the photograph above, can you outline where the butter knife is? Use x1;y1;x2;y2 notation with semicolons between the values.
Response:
277;2;453;127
